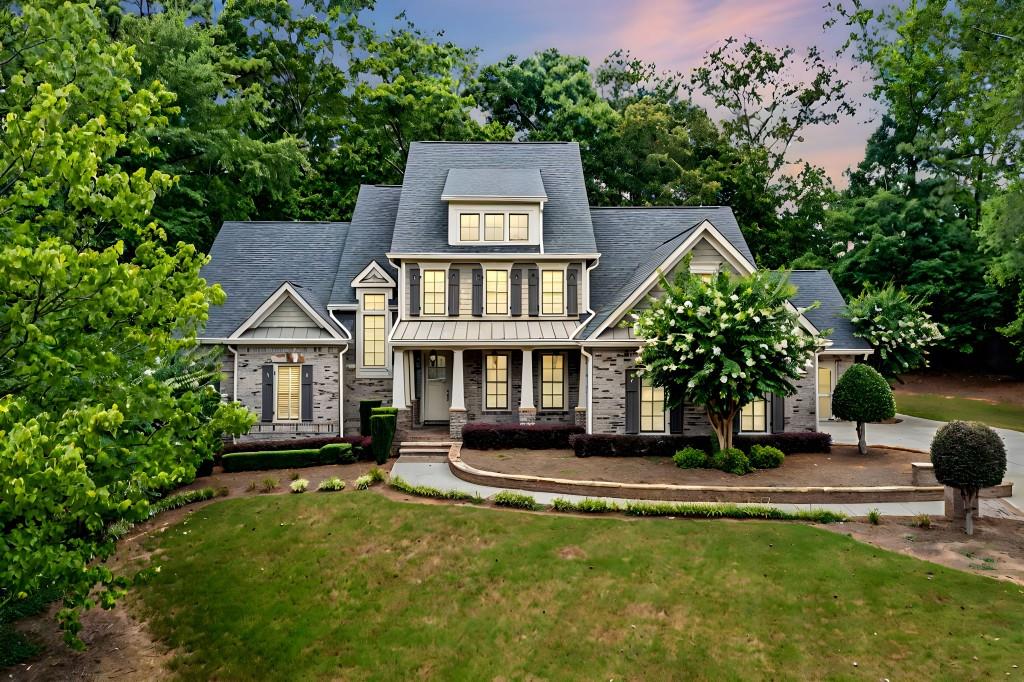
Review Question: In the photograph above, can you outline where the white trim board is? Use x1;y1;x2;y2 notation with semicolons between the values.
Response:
227;282;343;341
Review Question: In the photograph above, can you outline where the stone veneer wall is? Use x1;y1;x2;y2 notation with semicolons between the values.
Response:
343;371;392;436
460;350;579;426
784;364;817;432
590;349;632;435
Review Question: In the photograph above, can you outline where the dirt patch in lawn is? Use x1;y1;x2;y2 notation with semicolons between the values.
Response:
824;516;1024;586
896;370;1024;406
460;445;925;487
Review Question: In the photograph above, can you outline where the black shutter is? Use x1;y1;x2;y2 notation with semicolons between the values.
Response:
472;268;483;316
771;393;785;433
625;370;640;434
733;410;741;435
261;364;274;422
527;267;539;316
669;402;684;434
408;267;421;316
448;269;460;316
301;364;313;422
566;266;579;316
510;268;523;316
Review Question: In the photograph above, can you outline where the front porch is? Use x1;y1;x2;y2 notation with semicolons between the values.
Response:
392;347;588;439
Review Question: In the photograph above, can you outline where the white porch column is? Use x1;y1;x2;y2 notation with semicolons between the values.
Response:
392;349;407;408
520;348;535;409
577;350;589;407
451;349;466;410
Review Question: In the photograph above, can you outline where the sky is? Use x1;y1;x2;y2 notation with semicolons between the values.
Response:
366;0;893;185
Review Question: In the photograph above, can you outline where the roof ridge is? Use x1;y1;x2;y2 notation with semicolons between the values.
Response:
413;140;577;146
589;205;729;210
222;220;350;225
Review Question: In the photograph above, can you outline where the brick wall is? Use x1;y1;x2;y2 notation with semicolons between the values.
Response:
785;366;817;432
590;349;633;435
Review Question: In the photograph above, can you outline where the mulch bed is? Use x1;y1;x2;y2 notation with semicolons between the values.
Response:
460;445;926;487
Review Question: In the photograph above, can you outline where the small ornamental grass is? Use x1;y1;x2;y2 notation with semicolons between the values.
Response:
259;477;279;493
867;509;882;525
290;479;309;494
107;488;217;541
389;475;482;503
355;468;387;490
551;497;620;513
623;501;846;523
492;491;541;510
317;477;346;492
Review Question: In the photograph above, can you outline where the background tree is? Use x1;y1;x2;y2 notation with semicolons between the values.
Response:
930;421;1007;535
978;186;1024;359
844;284;944;380
0;0;251;643
831;364;896;454
632;265;819;451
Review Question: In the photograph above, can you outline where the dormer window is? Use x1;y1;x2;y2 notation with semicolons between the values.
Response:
443;168;546;247
460;213;479;241
484;213;504;241
509;214;529;241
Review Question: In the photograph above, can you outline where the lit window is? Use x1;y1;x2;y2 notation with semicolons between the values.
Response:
741;396;768;432
541;270;563;315
485;270;508;315
698;273;714;283
640;375;665;432
541;354;564;409
362;293;386;367
485;354;508;410
484;213;504;241
509;214;529;241
460;213;479;241
275;365;301;421
423;270;445;315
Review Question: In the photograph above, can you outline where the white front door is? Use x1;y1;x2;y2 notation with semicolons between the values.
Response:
423;351;451;422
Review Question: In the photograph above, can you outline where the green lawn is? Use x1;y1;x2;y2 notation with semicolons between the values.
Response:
134;494;1024;680
896;392;1024;432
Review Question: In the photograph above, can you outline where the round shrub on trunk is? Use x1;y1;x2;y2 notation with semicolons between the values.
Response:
930;420;1006;535
831;364;895;455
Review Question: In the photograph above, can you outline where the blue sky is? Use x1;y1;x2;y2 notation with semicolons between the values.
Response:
365;0;892;184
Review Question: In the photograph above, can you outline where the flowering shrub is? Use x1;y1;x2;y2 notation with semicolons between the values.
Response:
290;479;309;494
845;284;943;379
632;263;820;451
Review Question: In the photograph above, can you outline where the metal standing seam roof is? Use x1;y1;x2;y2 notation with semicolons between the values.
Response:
391;142;597;255
200;221;349;339
787;270;873;351
441;168;548;199
391;320;579;343
329;185;401;306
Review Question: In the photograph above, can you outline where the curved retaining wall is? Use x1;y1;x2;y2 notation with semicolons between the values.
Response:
447;446;1013;504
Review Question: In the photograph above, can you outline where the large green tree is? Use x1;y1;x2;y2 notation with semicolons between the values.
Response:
0;0;251;643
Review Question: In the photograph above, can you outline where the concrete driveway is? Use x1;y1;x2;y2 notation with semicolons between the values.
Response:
820;415;1024;513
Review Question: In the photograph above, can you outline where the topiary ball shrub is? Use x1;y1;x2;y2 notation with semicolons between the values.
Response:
930;420;1006;491
673;447;708;469
748;444;784;470
832;364;895;423
710;447;750;475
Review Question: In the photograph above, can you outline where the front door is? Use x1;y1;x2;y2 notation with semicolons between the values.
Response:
423;350;451;422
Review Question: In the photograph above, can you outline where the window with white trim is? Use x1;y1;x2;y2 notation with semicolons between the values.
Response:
509;213;529;241
485;354;509;410
423;270;445;315
541;270;564;315
741;395;768;432
275;365;301;421
640;375;665;432
362;293;386;367
485;270;508;315
460;213;479;241
541;353;564;409
484;213;504;241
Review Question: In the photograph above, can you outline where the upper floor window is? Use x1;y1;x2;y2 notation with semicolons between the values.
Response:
362;293;387;367
484;213;504;241
485;270;508;315
460;213;479;241
275;364;301;421
422;270;445;315
509;214;529;241
741;395;767;432
541;270;564;315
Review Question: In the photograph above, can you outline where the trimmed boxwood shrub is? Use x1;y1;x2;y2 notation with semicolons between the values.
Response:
320;443;357;464
359;400;383;436
710;447;750;475
931;420;1006;535
673;447;708;469
462;423;585;450
748;444;785;469
832;364;895;455
370;407;399;464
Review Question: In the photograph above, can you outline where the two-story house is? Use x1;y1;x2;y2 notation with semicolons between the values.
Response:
199;141;872;442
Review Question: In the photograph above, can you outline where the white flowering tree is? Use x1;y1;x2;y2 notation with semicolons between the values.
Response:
845;284;943;381
632;266;820;452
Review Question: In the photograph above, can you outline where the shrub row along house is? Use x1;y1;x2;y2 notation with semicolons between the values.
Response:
200;142;872;442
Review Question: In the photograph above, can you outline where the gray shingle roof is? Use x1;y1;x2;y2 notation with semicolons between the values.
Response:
582;207;755;338
442;168;547;200
788;270;873;351
200;221;348;338
392;142;596;254
330;185;400;305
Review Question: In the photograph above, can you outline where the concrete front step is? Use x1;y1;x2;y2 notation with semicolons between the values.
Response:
400;448;453;456
399;441;455;448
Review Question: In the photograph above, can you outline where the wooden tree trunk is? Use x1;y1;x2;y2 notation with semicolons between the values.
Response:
856;421;867;455
707;410;734;452
963;488;978;536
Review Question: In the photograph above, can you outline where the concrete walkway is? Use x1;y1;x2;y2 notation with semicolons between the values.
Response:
820;415;1024;514
391;413;1023;519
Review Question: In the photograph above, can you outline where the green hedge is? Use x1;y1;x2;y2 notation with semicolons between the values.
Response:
359;400;383;436
370;407;399;464
222;443;354;472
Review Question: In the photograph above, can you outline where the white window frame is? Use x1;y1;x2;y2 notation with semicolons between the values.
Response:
509;213;529;241
540;267;566;316
484;212;505;241
358;289;391;378
447;203;542;246
539;352;567;411
639;374;667;434
483;266;512;317
421;267;448;317
483;351;511;412
274;364;302;422
739;395;769;433
459;213;480;241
